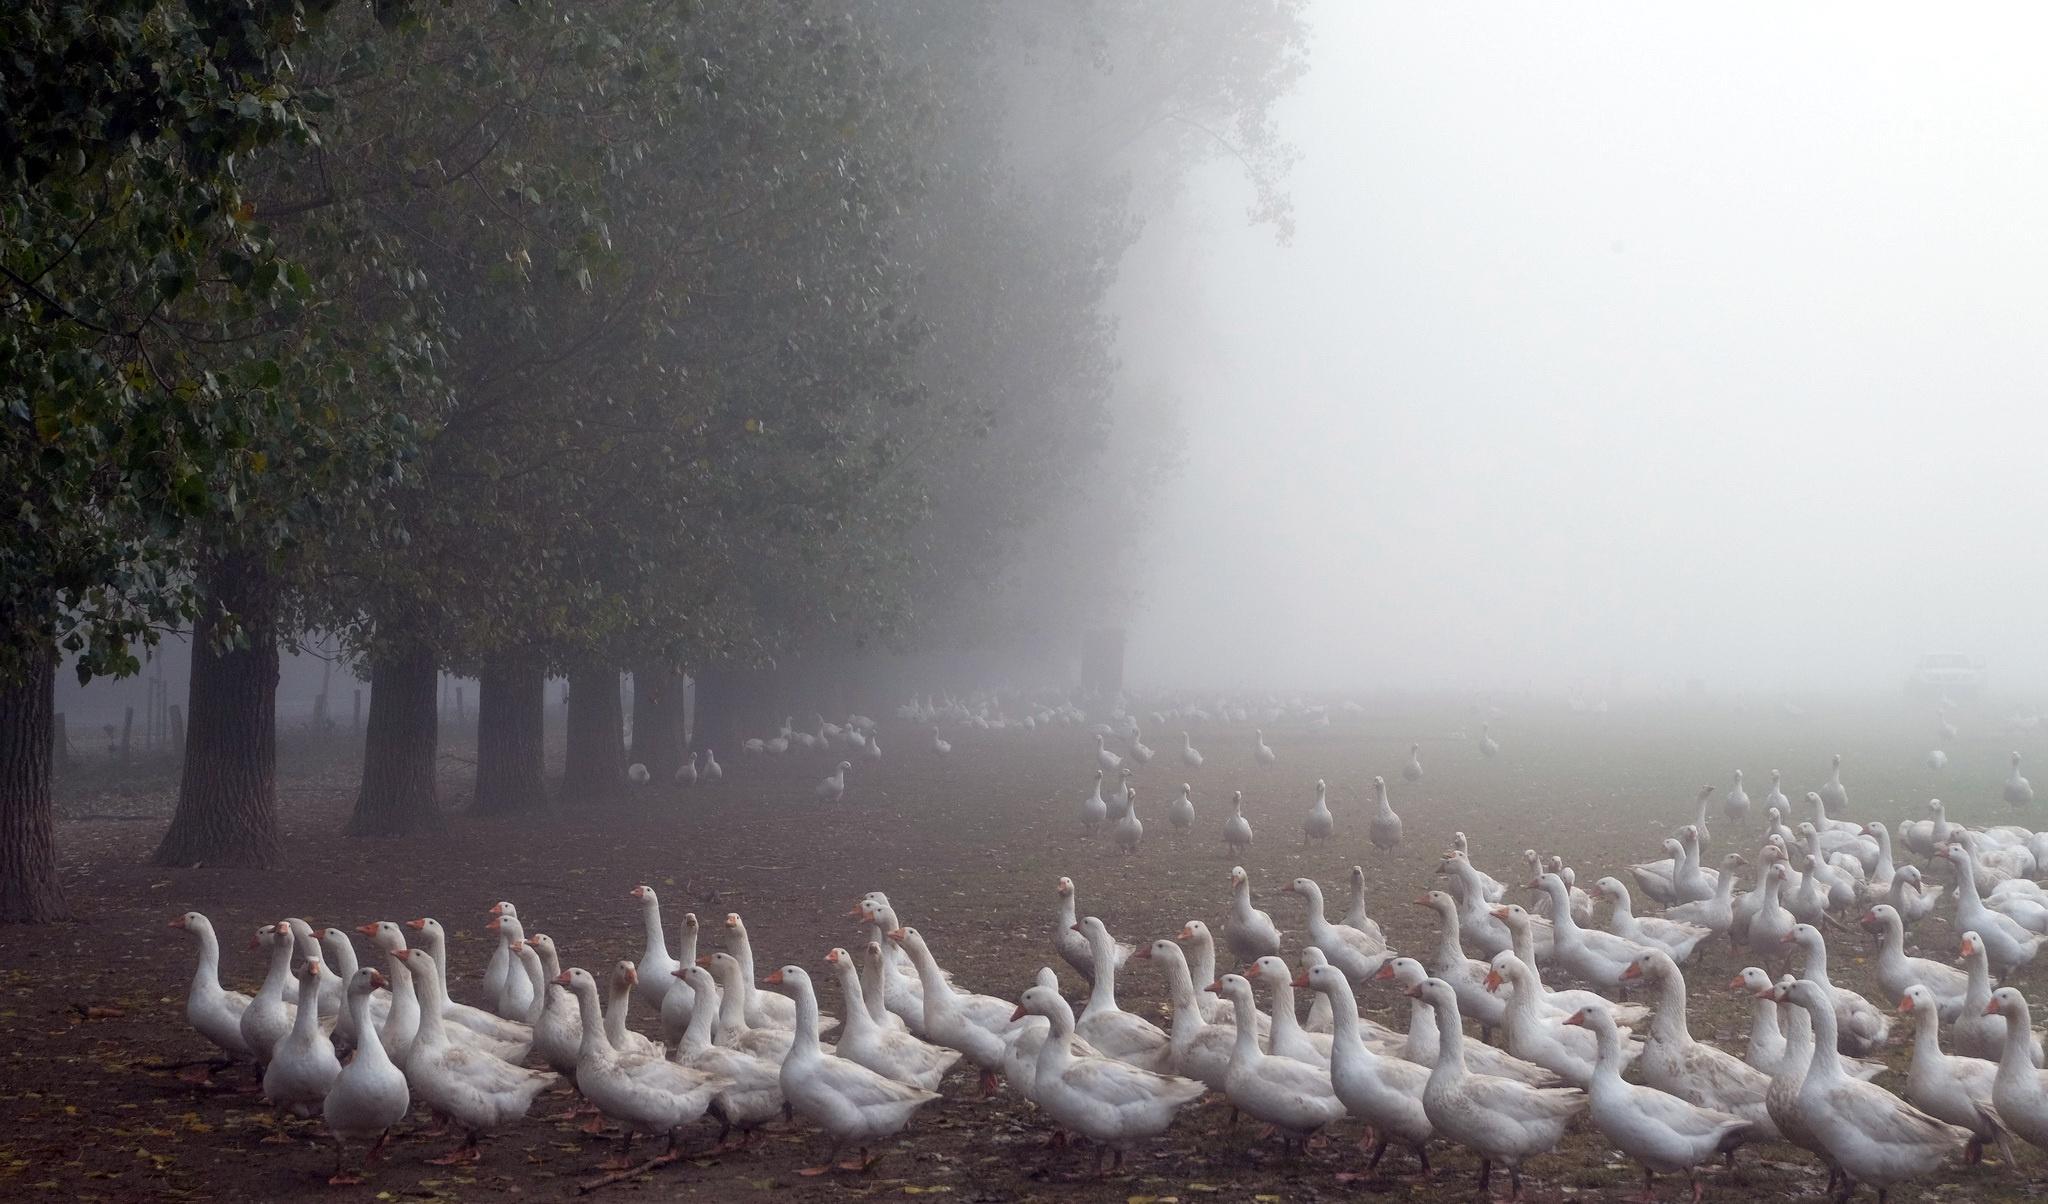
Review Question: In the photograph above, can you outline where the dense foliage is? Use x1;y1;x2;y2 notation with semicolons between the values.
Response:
1;0;1307;906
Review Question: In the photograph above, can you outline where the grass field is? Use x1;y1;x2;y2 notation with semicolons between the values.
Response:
3;695;2042;1201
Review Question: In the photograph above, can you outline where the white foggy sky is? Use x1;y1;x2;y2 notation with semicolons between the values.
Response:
1122;2;2048;695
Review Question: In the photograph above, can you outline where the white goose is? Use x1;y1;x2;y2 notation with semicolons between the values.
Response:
1621;950;1777;1139
1763;769;1789;817
1377;957;1557;1085
1446;833;1508;902
170;911;253;1063
1341;864;1384;938
1663;854;1746;937
1253;729;1277;767
1943;844;2047;977
481;901;518;1018
520;936;582;1078
656;913;705;1044
1570;1002;1753;1201
629;886;682;1014
1012;985;1206;1174
404;918;534;1045
1818;753;1849;815
1861;904;1966;1021
1130;940;1231;1091
396;949;558;1165
240;921;300;1066
770;965;939;1175
1054;877;1131;984
1175;921;1245;1028
819;949;956;1090
1779;978;1967;1195
2007;752;2035;808
887;926;1010;1093
1897;984;2013;1164
1287;875;1390;984
1094;735;1122;772
1408;977;1585;1199
1306;962;1434;1172
1441;855;1546;961
559;966;726;1168
1725;770;1751;825
1079;770;1108;834
1179;731;1203;768
703;951;804;1061
1302;778;1334;844
1781;923;1889;1056
723;912;831;1033
1207;974;1345;1150
263;958;342;1116
667;963;783;1146
1164;783;1194;839
1731;967;1791;1076
1245;956;1340;1067
1413;891;1506;1037
1954;932;2045;1065
1479;723;1500;758
1223;865;1283;964
1369;775;1403;852
1222;791;1253;856
320;967;410;1185
1529;873;1651;989
1988;987;2048;1154
1487;951;1633;1087
1071;916;1173;1072
816;760;850;803
1593;877;1710;963
1112;785;1144;854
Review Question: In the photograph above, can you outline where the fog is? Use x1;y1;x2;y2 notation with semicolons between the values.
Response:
1122;2;2048;697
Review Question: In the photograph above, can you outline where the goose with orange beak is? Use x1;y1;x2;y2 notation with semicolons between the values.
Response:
766;964;939;1175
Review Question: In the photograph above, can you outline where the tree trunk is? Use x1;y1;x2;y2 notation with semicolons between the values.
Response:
562;662;624;799
0;650;65;923
629;664;684;782
152;552;281;867
345;640;442;836
472;654;547;814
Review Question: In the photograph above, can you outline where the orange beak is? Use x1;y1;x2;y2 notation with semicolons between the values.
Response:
1069;922;1083;934
1562;1010;1586;1028
1374;963;1396;981
406;918;427;931
1282;883;1299;895
554;970;572;985
625;966;639;985
369;970;389;990
846;904;866;918
491;902;510;915
1726;975;1746;990
1490;907;1511;920
1779;932;1796;944
356;923;379;937
825;950;841;964
671;967;688;980
763;970;785;986
396;949;414;963
1900;995;1915;1013
1987;1000;2002;1016
695;955;712;967
1242;964;1262;981
887;928;908;943
1133;947;1152;961
168;916;186;930
1620;962;1643;982
1203;981;1222;994
1484;970;1503;992
1009;1003;1028;1021
1291;972;1310;988
1403;984;1425;998
1410;896;1433;907
1177;925;1195;941
487;917;501;932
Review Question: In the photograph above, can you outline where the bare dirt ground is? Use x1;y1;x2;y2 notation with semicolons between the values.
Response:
3;698;2042;1202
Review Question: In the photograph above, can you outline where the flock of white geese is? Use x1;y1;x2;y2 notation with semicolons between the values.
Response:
167;721;2048;1201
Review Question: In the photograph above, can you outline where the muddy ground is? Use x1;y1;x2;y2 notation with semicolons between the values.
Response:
2;698;2041;1202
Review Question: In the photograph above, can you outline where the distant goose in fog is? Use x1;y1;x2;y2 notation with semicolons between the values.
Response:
2007;752;2035;809
1180;732;1204;769
1254;730;1277;767
1095;735;1122;773
1223;791;1253;856
930;728;951;756
1168;784;1195;838
676;753;698;786
1106;768;1133;822
1479;724;1500;759
627;763;651;784
1080;771;1107;834
1724;770;1749;825
1402;743;1424;783
1369;776;1402;853
1927;749;1948;770
1763;769;1788;815
1129;730;1154;765
816;760;850;803
1937;712;1959;742
1818;754;1848;815
1303;780;1334;845
702;749;722;781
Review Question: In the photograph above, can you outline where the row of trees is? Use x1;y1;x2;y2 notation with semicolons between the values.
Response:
1;0;1306;922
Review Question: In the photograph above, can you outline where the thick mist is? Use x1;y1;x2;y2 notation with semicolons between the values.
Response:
1120;2;2048;697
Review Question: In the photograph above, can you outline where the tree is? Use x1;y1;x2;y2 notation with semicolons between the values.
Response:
1;0;376;917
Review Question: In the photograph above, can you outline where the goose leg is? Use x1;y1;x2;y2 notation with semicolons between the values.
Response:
1631;1166;1657;1203
1477;1159;1492;1192
798;1141;842;1176
1507;1164;1525;1202
600;1131;636;1171
327;1140;363;1187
